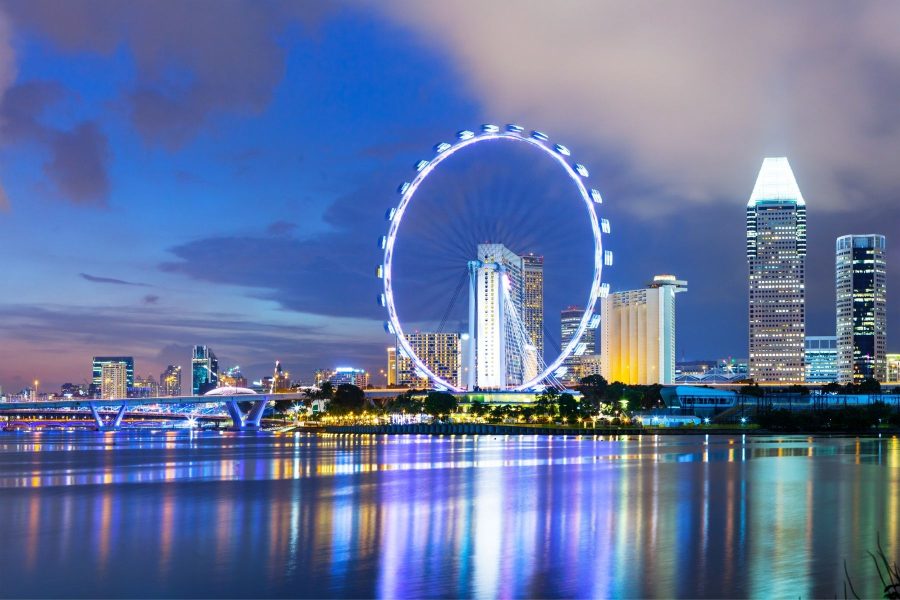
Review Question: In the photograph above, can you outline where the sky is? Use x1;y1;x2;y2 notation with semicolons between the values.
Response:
0;1;899;392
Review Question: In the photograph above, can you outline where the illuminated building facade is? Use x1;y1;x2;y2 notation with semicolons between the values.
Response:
101;361;128;399
219;365;248;388
159;365;182;396
191;345;219;395
329;367;369;388
272;361;292;392
92;356;134;398
601;275;687;385
132;375;157;398
887;354;900;384
388;332;461;388
747;157;807;383
836;234;887;382
560;305;598;384
522;254;544;358
805;336;838;383
476;243;528;388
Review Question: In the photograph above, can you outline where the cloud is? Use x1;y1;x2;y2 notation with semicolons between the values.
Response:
0;7;16;209
266;220;297;236
0;81;110;204
3;0;332;148
80;272;149;287
373;1;900;214
142;294;160;305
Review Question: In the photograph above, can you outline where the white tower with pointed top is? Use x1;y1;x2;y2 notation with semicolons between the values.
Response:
746;157;807;383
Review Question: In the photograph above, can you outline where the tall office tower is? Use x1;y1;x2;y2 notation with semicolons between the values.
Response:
521;254;544;357
475;243;526;388
159;365;182;396
747;157;807;383
100;362;128;399
560;305;598;384
601;275;687;385
805;336;838;383
191;345;219;395
92;356;134;397
836;234;887;382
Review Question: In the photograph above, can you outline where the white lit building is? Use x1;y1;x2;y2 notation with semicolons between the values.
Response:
328;367;369;389
601;275;687;385
747;157;807;383
836;234;887;382
476;243;526;388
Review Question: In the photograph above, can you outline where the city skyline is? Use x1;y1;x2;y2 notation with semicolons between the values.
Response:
1;3;899;390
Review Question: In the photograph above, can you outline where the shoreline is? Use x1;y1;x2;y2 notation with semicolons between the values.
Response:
316;423;900;437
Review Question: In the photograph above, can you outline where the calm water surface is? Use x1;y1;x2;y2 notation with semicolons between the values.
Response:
0;431;898;598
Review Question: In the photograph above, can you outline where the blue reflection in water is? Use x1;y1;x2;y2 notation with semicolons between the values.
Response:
0;432;898;598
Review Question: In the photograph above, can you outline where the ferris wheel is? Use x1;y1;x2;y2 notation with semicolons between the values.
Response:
377;124;611;392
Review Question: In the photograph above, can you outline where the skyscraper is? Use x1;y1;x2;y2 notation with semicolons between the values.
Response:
92;356;134;397
159;365;182;396
836;234;887;382
747;157;807;383
805;336;838;383
272;361;291;392
100;362;128;399
601;275;687;385
475;243;526;388
522;254;544;357
560;305;598;384
191;345;218;395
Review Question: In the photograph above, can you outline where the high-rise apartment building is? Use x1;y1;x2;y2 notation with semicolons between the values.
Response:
836;234;887;382
191;345;219;395
388;332;461;388
805;336;838;383
601;275;687;385
522;254;544;358
92;356;134;397
159;365;182;396
100;362;128;399
747;157;807;383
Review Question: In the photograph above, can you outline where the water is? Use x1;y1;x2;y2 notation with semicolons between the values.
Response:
1;431;898;598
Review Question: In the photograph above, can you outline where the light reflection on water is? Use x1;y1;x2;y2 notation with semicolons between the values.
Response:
0;432;898;598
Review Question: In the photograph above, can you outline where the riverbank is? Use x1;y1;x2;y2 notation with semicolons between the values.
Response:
314;423;900;436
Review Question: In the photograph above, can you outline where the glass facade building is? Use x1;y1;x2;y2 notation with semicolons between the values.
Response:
805;336;838;383
836;234;887;382
191;345;219;395
747;157;807;383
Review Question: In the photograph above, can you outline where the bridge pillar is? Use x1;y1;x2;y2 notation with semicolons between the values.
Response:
224;400;246;430
246;399;269;429
112;404;127;428
88;402;104;429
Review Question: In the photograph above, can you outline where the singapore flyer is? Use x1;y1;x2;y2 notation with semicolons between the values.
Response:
378;124;611;393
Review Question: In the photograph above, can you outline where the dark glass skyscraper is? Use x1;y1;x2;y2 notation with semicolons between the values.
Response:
836;235;887;382
191;346;218;395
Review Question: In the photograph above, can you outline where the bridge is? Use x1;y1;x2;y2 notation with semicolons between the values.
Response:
0;392;308;431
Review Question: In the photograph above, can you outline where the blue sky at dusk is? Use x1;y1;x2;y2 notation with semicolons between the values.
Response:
0;1;899;391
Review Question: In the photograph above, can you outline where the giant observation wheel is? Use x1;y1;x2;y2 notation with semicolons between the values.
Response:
377;124;611;392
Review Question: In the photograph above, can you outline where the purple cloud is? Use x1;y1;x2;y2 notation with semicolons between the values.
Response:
80;273;149;287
